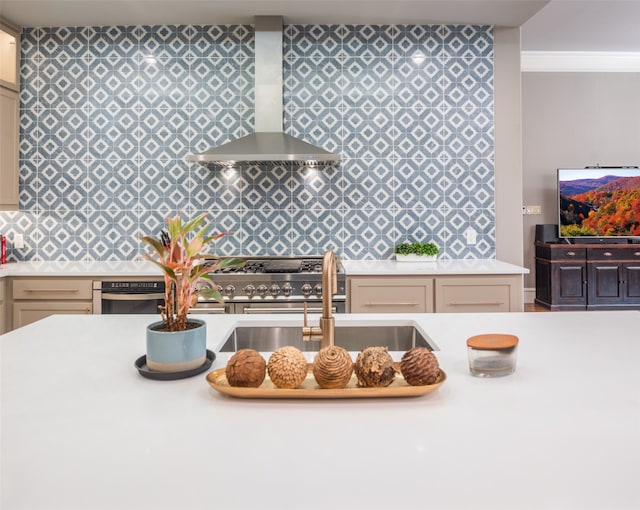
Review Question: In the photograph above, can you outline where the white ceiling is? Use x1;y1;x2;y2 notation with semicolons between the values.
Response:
1;0;549;29
521;0;640;51
1;0;639;52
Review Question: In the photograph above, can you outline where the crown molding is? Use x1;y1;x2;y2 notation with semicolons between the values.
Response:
521;51;640;72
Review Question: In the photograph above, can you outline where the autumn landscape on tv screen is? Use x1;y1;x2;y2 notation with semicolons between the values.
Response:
559;169;640;237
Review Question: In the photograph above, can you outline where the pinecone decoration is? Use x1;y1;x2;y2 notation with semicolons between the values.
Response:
400;347;440;386
312;346;354;389
267;346;308;389
225;349;267;388
354;346;396;387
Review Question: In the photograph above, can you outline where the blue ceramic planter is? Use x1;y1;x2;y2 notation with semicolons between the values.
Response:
146;319;207;373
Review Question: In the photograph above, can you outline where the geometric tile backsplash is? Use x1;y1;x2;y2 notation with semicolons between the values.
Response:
0;24;494;261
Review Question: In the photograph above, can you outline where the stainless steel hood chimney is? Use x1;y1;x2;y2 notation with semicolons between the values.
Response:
187;16;341;169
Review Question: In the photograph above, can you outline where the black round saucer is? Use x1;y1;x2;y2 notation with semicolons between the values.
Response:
135;350;215;381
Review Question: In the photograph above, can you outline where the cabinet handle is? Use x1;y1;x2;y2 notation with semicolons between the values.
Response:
567;251;576;256
23;288;79;293
603;252;612;257
364;302;420;307
448;300;504;306
634;252;640;257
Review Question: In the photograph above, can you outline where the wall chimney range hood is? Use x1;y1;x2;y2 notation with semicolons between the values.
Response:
187;16;341;169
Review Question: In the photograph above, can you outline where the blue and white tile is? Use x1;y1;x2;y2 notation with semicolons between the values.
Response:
1;22;496;261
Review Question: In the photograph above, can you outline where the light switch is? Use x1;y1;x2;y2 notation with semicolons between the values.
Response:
465;228;477;245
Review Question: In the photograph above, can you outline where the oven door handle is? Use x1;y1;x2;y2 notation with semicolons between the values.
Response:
100;293;165;301
189;307;228;315
243;306;334;314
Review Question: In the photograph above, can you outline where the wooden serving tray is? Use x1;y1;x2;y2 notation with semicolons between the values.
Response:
206;364;446;399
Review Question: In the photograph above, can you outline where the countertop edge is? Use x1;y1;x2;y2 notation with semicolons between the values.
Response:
0;259;529;278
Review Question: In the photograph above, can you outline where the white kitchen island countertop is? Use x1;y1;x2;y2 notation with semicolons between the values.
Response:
1;311;638;510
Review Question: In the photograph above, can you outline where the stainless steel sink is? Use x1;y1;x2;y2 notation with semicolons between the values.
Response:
218;324;436;352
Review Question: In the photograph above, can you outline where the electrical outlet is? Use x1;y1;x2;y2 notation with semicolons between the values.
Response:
465;228;477;245
14;234;24;249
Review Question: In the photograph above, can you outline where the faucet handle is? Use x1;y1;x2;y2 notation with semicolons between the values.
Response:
302;300;322;341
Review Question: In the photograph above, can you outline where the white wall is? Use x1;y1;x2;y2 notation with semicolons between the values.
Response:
522;71;640;289
494;27;524;267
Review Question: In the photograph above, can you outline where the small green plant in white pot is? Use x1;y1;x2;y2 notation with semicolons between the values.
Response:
394;242;440;262
141;213;243;373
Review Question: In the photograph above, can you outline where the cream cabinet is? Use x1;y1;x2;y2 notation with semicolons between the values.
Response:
10;278;93;329
348;277;434;313
0;279;6;334
0;86;19;209
348;274;523;314
434;275;522;312
0;17;20;210
0;18;19;91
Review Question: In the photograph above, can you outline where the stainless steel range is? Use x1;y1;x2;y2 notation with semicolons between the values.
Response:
191;256;346;315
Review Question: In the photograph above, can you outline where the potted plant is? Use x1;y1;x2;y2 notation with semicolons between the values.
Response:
141;213;243;373
393;241;440;262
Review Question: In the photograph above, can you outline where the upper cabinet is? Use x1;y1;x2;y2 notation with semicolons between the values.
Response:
0;17;20;210
0;18;20;91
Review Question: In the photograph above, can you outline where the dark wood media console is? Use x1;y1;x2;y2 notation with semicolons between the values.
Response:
535;242;640;310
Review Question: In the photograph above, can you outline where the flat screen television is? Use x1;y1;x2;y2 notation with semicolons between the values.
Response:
558;167;640;239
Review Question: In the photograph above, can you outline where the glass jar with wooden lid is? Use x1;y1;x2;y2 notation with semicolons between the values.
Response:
467;333;518;377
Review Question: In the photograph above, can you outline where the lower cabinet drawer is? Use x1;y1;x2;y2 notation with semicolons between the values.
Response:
435;276;519;313
349;277;434;313
12;278;93;300
587;247;640;262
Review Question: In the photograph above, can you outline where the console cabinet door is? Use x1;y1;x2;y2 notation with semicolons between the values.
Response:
552;263;587;308
535;244;587;310
587;263;623;308
623;263;640;302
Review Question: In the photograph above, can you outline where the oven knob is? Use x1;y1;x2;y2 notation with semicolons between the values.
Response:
269;284;280;296
195;279;213;291
224;285;236;296
281;283;293;296
244;284;256;297
301;284;313;296
257;284;268;297
314;284;323;295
